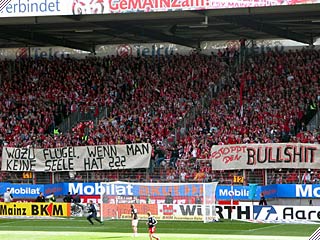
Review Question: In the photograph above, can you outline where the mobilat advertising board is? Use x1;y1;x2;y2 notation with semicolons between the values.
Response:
0;183;63;199
0;202;70;217
1;0;320;18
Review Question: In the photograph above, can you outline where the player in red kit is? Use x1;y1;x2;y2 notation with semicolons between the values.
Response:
146;211;160;240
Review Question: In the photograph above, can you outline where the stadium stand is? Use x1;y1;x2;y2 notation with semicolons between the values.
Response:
0;47;320;185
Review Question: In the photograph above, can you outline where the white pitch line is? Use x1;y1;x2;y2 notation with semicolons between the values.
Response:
247;224;283;232
0;231;309;240
0;219;31;226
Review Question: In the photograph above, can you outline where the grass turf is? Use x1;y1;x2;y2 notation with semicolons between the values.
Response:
0;218;318;240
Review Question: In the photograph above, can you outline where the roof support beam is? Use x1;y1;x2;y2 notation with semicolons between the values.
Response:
113;24;198;49
220;16;313;45
0;26;94;52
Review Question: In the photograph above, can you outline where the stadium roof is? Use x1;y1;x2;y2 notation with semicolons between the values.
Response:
1;4;320;53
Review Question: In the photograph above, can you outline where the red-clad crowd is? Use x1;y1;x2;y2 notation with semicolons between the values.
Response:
0;48;319;184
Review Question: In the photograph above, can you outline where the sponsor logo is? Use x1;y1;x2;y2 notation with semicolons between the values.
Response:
179;205;202;216
16;48;28;58
31;203;64;216
31;47;69;59
69;183;134;195
136;44;175;57
0;203;69;217
283;207;320;220
0;204;27;216
161;205;175;215
179;205;250;220
72;0;104;15
11;187;41;195
219;188;249;197
253;206;278;220
1;0;61;16
117;45;132;57
296;185;320;198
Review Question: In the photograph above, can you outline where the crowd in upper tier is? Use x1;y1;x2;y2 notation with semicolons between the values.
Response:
0;46;320;183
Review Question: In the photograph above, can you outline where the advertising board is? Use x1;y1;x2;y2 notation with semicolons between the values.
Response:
1;0;319;18
0;202;70;217
2;182;320;200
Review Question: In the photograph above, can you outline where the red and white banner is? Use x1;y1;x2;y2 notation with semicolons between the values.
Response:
1;0;320;18
210;143;320;170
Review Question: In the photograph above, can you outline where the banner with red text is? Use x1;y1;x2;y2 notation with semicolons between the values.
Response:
1;0;320;18
210;143;320;170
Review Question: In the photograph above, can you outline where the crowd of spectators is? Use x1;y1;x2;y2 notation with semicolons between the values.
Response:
149;48;320;184
0;47;320;184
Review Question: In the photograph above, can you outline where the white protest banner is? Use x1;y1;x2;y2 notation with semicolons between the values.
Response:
210;143;320;170
1;143;151;172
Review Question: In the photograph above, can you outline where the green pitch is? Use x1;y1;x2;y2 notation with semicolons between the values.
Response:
0;218;318;240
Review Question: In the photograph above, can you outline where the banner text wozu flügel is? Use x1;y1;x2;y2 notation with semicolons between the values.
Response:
0;203;70;217
1;143;151;172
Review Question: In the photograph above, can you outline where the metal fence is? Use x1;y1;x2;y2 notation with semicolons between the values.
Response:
1;158;315;186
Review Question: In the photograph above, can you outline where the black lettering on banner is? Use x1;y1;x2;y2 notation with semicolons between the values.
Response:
283;208;320;220
0;205;7;215
179;205;197;216
83;157;103;170
0;205;27;216
87;146;117;158
257;146;267;163
216;206;223;218
284;146;293;162
4;147;37;171
283;207;294;219
223;206;234;219
246;148;255;165
295;210;306;219
5;147;35;160
40;205;49;215
307;146;316;163
293;146;303;163
126;143;150;155
31;205;39;215
6;159;36;171
44;158;74;171
237;206;250;219
109;156;126;168
275;147;282;162
246;144;318;166
287;146;317;163
267;147;275;163
43;147;77;160
307;210;316;220
53;205;63;216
